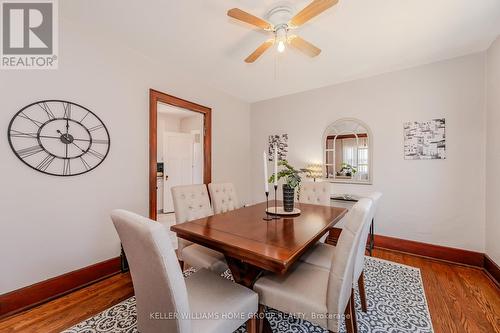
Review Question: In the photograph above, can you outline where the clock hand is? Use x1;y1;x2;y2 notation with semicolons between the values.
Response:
38;134;91;142
57;129;71;141
71;141;87;153
38;135;62;139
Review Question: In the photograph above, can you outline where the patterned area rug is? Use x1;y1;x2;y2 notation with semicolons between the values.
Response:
63;257;433;333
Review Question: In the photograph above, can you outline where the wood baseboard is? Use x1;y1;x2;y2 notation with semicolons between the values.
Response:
373;234;485;267
0;257;121;319
483;255;500;288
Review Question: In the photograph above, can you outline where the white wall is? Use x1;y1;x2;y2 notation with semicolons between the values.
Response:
0;18;251;294
486;37;500;266
180;115;203;134
250;54;486;252
159;114;181;133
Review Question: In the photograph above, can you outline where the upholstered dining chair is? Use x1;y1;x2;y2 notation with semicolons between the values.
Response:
299;181;331;206
299;181;332;243
111;210;258;333
299;192;383;312
208;182;242;214
171;184;227;274
253;199;373;333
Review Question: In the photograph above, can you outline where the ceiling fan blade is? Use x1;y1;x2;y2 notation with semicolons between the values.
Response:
289;35;321;57
289;0;339;27
227;8;273;30
245;40;274;63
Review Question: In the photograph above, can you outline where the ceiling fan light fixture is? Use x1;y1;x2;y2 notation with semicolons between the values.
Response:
277;40;286;53
275;26;288;53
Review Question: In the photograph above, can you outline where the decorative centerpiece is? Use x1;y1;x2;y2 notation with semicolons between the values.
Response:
269;160;303;213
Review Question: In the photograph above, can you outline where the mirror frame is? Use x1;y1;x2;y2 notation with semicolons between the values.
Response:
322;118;373;185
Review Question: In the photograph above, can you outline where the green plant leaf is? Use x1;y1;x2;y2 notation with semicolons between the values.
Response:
267;160;303;189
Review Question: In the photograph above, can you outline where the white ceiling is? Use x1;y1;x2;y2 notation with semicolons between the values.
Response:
62;0;500;102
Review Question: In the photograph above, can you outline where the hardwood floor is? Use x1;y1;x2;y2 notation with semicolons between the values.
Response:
0;273;133;333
0;249;498;333
377;249;500;333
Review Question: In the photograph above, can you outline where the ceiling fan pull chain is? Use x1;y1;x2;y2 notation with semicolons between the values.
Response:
274;53;277;81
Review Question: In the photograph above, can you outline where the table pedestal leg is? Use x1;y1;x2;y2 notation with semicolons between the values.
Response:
225;256;273;333
225;256;263;287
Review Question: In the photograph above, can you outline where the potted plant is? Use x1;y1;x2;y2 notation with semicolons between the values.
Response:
338;163;357;177
269;160;303;212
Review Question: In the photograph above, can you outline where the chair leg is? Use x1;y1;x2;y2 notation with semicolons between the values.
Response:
344;304;354;333
344;289;358;333
350;289;358;333
369;218;374;256
256;304;273;333
246;315;258;333
358;272;368;312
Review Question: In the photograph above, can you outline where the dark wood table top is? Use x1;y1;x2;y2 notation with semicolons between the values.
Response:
171;202;348;274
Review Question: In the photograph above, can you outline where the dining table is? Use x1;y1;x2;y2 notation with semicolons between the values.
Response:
171;201;348;332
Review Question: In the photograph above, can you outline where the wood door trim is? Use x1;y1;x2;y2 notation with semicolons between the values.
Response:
0;257;121;319
149;89;212;221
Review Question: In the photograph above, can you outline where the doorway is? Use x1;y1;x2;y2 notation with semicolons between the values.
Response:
149;89;212;222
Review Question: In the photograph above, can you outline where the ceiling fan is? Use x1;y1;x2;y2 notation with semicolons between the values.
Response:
227;0;339;63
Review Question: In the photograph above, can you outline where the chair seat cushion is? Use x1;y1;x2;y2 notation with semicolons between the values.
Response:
187;269;258;333
253;262;329;329
299;242;335;270
181;244;228;274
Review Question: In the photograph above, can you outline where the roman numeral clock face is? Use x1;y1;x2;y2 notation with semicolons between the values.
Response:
8;100;110;176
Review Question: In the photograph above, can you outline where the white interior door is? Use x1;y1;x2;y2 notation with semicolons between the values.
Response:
163;132;194;213
191;130;203;184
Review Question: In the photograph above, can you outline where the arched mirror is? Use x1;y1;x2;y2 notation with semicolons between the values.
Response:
323;118;372;184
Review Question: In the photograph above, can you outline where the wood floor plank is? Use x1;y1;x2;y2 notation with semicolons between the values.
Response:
0;249;498;333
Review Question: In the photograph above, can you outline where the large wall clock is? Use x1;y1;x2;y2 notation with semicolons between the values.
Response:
8;100;110;176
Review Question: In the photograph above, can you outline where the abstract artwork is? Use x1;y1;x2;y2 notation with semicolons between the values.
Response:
404;119;446;160
268;134;288;161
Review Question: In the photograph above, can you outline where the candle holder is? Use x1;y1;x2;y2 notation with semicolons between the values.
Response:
263;191;273;221
272;184;280;219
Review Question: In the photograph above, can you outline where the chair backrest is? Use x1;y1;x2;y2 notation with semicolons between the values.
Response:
171;184;213;224
326;199;372;331
111;210;191;333
171;184;214;256
353;192;382;280
367;192;382;222
208;182;242;214
299;182;331;206
352;192;382;281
